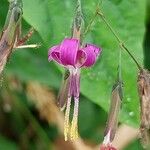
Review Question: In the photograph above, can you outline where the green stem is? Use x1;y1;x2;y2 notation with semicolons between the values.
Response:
83;12;97;37
118;48;122;82
83;3;101;38
121;43;142;70
97;11;142;70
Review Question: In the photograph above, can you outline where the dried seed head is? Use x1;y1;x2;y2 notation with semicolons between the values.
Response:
138;69;150;148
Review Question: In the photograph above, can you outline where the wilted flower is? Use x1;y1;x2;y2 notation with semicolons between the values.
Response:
48;38;101;140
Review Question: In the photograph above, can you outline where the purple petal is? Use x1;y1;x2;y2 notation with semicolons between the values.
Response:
81;44;101;67
76;50;86;67
70;69;80;98
48;45;61;63
60;38;79;66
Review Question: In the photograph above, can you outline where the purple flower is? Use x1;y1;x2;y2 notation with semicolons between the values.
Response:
48;38;101;141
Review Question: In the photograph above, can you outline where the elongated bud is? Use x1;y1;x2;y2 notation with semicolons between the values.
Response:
103;80;123;146
57;69;70;111
138;69;150;149
5;0;23;30
0;0;23;74
72;0;84;39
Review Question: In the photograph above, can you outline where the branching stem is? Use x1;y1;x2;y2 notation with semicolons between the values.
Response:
83;2;142;70
83;12;98;37
83;4;100;37
97;11;142;70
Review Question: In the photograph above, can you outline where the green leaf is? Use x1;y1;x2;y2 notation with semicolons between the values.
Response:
79;96;107;143
22;0;52;43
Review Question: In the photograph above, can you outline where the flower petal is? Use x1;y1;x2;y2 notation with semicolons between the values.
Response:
60;38;79;66
70;69;80;98
48;45;60;63
81;44;101;67
76;50;86;67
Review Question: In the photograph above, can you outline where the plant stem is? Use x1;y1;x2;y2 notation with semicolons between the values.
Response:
121;43;142;70
118;48;122;82
83;3;101;38
97;11;142;70
83;12;97;37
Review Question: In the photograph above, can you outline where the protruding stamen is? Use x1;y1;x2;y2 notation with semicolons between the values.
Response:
64;96;71;141
70;97;79;140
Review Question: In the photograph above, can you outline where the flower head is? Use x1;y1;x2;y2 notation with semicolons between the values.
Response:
48;38;101;68
48;38;101;141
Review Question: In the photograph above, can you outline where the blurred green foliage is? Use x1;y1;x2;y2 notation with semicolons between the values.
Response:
0;0;149;149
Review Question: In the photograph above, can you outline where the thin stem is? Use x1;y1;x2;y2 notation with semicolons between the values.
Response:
118;47;122;82
16;44;40;49
97;11;142;70
98;12;121;43
121;43;141;70
83;12;98;37
83;2;101;38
